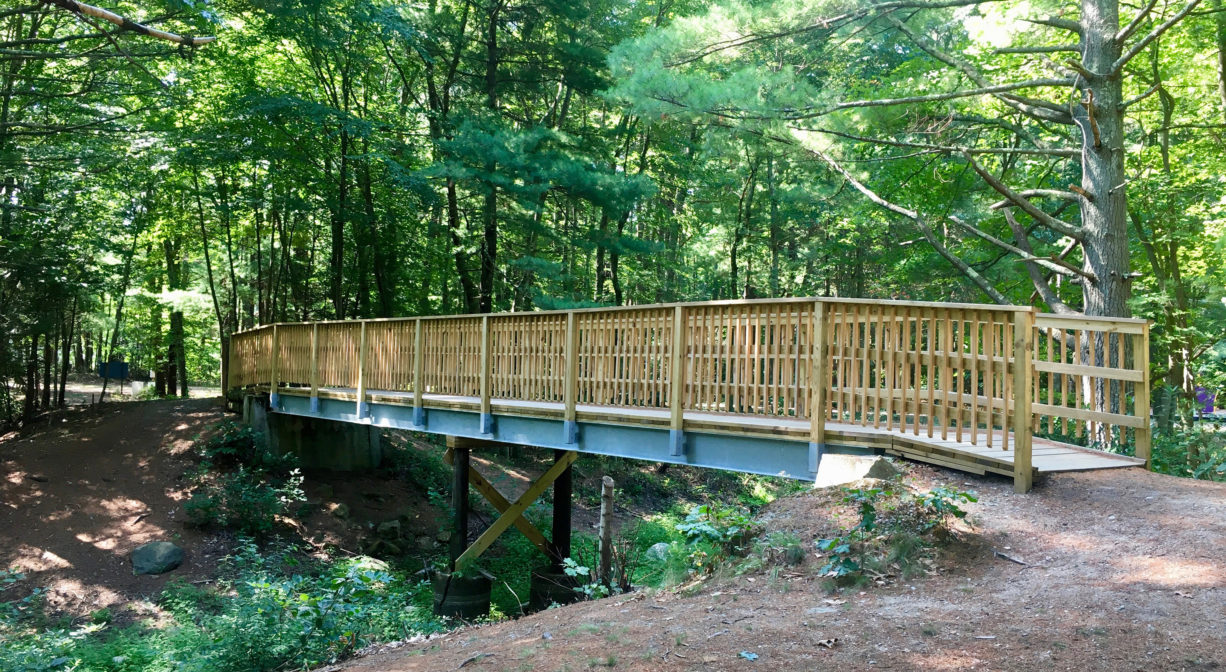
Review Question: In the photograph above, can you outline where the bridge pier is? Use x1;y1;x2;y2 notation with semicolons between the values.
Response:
243;394;382;471
549;449;573;568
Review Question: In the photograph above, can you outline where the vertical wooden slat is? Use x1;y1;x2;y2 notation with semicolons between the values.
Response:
940;311;951;440
1001;314;1012;453
968;315;980;445
884;306;896;431
951;312;961;443
925;310;936;438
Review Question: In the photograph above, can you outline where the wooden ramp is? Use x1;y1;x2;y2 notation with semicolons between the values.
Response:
230;296;1153;492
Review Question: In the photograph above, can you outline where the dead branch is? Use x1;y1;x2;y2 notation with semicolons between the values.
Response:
43;0;217;46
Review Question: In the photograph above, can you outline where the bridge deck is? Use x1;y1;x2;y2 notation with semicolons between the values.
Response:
279;385;1144;478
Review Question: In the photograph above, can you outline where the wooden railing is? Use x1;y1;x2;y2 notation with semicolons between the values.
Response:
227;298;1152;486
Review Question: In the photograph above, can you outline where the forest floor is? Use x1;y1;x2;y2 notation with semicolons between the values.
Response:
335;468;1226;671
3;400;1225;671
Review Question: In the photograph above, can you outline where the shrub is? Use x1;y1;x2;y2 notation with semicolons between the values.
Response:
185;467;305;537
816;485;976;587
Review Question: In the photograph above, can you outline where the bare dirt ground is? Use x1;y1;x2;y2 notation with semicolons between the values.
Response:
0;399;231;617
3;401;1225;671
336;467;1226;672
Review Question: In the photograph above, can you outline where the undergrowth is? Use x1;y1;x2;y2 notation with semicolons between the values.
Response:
815;485;976;588
0;543;446;672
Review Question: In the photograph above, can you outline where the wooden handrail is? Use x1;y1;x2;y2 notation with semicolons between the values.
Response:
226;297;1154;486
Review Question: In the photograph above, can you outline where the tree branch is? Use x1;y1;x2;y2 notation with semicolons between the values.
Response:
1112;0;1203;74
945;214;1085;279
43;0;216;46
963;152;1086;239
994;43;1082;54
1117;0;1160;42
811;147;1010;304
989;189;1079;209
1003;210;1078;313
885;15;1075;124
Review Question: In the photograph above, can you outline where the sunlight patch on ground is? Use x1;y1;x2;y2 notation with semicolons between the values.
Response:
7;545;73;571
902;652;988;670
1112;556;1226;588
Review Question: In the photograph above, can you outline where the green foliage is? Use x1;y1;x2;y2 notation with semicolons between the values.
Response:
1151;423;1226;481
0;544;446;672
816;485;975;586
674;504;757;551
184;422;306;537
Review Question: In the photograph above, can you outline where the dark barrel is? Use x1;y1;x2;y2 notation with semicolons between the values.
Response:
432;571;491;619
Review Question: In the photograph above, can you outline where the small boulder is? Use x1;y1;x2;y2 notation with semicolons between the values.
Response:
377;520;401;540
814;455;902;488
131;541;183;575
646;542;673;563
331;503;350;519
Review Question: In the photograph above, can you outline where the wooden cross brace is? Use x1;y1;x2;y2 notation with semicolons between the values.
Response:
444;447;578;573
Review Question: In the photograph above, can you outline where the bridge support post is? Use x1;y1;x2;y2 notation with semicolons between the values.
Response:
809;301;830;476
1012;310;1035;493
309;324;320;414
413;318;425;428
550;450;573;569
563;312;579;445
449;441;470;570
668;306;687;458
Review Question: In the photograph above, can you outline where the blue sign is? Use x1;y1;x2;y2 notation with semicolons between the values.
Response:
97;361;129;380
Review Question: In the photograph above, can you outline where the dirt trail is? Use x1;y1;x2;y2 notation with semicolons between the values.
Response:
0;399;229;616
336;467;1226;672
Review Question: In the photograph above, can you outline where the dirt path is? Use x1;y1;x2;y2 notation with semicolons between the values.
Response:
0;399;230;617
335;467;1226;672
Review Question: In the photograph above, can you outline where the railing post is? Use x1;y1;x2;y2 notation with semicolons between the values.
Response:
563;311;579;444
1134;323;1152;468
412;318;425;427
669;306;686;457
309;324;320;413
356;321;369;418
809;301;829;476
479;315;493;435
269;325;280;410
1012;310;1035;493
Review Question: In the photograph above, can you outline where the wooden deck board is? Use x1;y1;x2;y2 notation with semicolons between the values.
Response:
278;386;1143;476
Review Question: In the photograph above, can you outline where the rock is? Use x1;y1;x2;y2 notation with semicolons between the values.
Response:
435;529;451;543
131;541;183;575
377;520;401;539
814;455;902;488
806;606;839;615
331;503;350;519
415;535;436;549
646;542;672;562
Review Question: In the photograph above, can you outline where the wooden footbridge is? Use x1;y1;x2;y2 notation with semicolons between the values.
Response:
227;297;1150;496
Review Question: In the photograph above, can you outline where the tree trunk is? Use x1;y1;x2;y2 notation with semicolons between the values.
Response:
1077;0;1132;318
